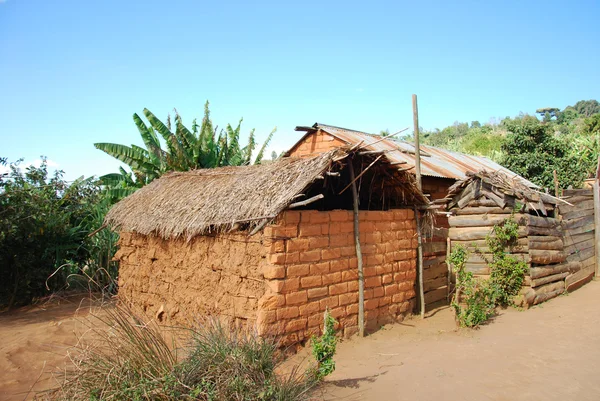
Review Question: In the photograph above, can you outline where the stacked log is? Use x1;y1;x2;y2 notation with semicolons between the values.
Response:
522;215;567;305
448;203;529;276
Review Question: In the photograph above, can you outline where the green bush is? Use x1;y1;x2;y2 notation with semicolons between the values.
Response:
486;217;527;306
450;246;496;328
450;216;528;327
310;310;337;380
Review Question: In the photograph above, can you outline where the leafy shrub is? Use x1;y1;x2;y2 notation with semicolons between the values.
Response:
450;216;528;327
310;310;337;380
486;217;527;306
0;158;117;307
450;246;496;328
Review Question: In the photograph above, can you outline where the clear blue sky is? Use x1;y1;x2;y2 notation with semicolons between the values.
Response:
1;0;599;180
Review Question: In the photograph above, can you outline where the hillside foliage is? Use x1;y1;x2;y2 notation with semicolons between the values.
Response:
416;99;600;192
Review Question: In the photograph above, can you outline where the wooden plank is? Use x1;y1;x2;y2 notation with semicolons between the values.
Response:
530;250;566;265
564;238;595;256
559;199;594;214
449;214;526;228
529;237;563;251
566;246;595;262
527;215;560;228
561;195;594;204
534;280;565;296
424;276;447;292
565;266;595;292
563;231;595;247
422;241;446;255
531;272;569;288
423;255;446;268
581;255;595;269
562;214;594;230
424;286;447;305
449;226;527;241
593;180;600;277
562;188;593;196
449;182;473;210
559;208;594;221
533;288;564;305
467;199;500;207
424;262;448;280
454;206;513;215
529;261;581;279
527;226;563;237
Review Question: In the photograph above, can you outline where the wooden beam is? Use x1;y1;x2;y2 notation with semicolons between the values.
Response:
412;94;422;192
287;194;324;209
415;206;425;319
349;160;365;337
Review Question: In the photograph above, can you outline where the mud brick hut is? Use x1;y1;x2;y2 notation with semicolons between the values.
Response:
106;148;428;346
286;123;538;310
445;171;595;306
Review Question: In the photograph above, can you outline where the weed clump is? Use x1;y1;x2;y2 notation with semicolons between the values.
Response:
44;304;334;401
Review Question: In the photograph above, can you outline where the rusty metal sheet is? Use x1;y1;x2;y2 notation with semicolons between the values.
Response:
306;123;538;188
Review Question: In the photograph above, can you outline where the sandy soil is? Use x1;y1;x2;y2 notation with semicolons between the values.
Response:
0;295;100;401
2;282;600;401
321;280;600;401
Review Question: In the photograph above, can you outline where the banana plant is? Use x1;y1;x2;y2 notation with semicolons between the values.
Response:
95;101;276;201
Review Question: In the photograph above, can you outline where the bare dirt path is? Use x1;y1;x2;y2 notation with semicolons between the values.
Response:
0;295;98;401
2;282;600;401
321;280;600;401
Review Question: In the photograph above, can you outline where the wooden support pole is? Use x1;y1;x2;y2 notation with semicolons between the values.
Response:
415;206;425;318
288;194;324;209
412;94;422;192
349;159;365;337
447;236;451;300
553;170;560;197
593;179;600;278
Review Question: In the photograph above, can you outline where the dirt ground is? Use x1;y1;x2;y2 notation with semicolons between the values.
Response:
2;282;600;401
0;295;99;401
321;280;600;401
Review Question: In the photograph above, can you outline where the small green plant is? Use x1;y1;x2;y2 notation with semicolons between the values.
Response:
311;310;337;380
450;246;496;327
451;215;528;328
486;216;528;306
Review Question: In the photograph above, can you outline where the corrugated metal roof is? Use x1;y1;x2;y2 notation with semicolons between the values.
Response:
295;123;538;189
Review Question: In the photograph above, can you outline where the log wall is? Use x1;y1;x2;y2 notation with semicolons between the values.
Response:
448;186;598;308
560;188;596;292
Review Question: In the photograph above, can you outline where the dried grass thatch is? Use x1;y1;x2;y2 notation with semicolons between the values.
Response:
105;148;428;240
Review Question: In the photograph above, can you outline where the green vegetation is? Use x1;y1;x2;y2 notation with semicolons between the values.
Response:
450;245;497;328
451;216;527;327
0;158;116;308
310;310;337;380
95;101;276;201
48;305;334;401
485;217;528;307
417;99;600;193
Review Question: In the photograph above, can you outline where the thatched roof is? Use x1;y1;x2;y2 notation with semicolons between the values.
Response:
446;170;565;214
105;148;428;240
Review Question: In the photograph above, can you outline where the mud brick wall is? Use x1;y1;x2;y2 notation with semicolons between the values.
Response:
287;129;345;157
257;209;418;346
116;232;267;326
